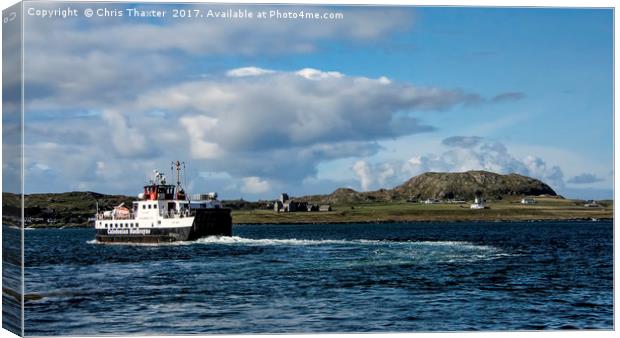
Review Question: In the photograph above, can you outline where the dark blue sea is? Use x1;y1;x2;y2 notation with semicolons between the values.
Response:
22;221;613;335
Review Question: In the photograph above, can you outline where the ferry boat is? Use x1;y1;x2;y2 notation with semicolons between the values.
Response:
94;161;232;243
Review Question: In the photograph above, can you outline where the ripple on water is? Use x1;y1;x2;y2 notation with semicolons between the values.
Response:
24;221;613;334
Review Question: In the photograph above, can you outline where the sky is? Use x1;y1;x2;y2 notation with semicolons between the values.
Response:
15;2;613;200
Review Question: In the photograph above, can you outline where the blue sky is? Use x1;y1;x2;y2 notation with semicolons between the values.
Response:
19;3;613;200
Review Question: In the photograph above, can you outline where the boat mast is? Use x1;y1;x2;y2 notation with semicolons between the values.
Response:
171;161;186;200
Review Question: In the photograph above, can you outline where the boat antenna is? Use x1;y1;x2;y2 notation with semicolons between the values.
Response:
184;161;189;198
171;160;185;192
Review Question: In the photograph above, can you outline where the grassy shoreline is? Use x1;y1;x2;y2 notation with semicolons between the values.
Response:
232;216;614;225
232;196;612;224
14;196;613;228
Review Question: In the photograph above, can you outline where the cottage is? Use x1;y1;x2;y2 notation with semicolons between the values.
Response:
319;205;332;212
584;200;601;208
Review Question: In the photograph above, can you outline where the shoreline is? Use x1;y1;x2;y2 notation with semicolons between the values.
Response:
13;216;613;229
233;217;613;226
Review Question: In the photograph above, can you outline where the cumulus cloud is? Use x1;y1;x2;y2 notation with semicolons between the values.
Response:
226;67;275;77
28;61;480;193
567;173;604;184
22;60;505;196
101;109;153;158
352;160;399;191
405;136;566;188
179;116;222;159
138;68;476;155
241;177;271;194
352;161;373;191
296;68;344;80
350;136;571;192
122;67;483;187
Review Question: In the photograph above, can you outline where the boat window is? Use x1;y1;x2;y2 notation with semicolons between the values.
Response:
148;205;151;209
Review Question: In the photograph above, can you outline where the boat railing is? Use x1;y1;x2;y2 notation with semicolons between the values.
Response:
96;213;135;220
96;209;194;220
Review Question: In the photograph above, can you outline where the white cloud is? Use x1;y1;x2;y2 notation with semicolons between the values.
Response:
227;67;275;77
101;109;151;158
403;136;566;189
241;177;271;194
22;62;488;196
296;68;344;80
179;116;222;159
522;155;564;188
135;68;475;157
352;160;400;191
345;136;578;192
352;161;373;191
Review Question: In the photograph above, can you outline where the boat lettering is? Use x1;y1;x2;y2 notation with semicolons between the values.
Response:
107;229;151;235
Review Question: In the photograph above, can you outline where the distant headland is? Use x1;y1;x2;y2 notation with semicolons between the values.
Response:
2;171;612;228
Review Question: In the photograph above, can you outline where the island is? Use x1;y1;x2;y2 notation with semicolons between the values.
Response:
3;171;612;228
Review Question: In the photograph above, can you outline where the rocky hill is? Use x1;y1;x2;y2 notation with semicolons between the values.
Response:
302;170;557;204
393;171;556;200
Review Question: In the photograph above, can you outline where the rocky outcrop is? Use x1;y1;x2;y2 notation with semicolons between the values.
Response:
302;170;557;204
392;170;557;200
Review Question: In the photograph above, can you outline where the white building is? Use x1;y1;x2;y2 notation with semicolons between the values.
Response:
521;197;536;205
470;197;486;209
